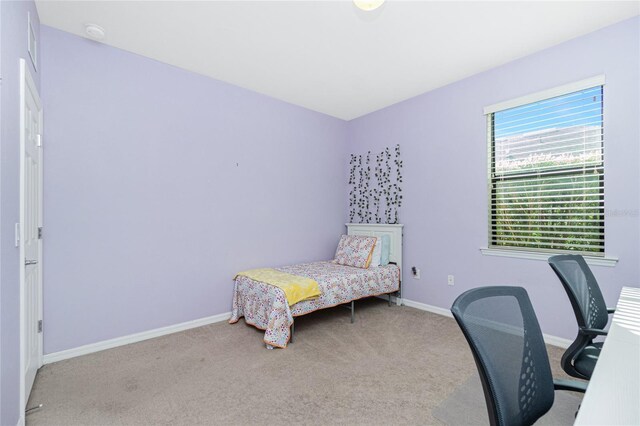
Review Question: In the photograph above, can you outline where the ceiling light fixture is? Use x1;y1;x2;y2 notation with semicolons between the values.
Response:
353;0;385;12
84;23;106;40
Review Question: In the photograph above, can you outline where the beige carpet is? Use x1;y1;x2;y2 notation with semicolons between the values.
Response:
27;298;575;425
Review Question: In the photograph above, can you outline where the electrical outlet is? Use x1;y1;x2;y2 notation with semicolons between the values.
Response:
447;275;454;286
412;267;421;279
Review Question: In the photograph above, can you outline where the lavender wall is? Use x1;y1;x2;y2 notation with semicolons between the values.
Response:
34;14;640;362
40;26;347;354
1;1;41;424
347;17;640;340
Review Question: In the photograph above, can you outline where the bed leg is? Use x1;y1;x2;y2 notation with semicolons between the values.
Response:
350;301;355;324
290;322;295;344
388;293;392;307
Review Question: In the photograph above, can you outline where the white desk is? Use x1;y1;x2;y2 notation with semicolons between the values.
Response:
575;286;640;426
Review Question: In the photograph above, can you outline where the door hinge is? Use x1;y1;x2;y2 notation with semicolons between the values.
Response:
38;320;43;333
38;226;43;239
36;134;42;147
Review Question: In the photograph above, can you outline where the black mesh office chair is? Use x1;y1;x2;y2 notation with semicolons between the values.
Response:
548;254;614;380
451;286;586;426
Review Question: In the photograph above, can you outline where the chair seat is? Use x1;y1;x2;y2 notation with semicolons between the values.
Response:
574;342;603;377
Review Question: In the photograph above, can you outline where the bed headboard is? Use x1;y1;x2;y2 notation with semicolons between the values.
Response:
346;223;404;300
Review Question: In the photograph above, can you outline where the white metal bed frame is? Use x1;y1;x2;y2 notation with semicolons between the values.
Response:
346;223;404;305
288;223;404;344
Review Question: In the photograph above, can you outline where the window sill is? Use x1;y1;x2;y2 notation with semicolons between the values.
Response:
479;247;618;267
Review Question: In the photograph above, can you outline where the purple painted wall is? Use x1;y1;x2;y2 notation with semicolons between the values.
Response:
36;15;640;361
40;26;347;354
347;17;640;340
0;1;41;424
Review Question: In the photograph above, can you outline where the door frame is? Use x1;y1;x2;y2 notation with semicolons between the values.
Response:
19;57;44;420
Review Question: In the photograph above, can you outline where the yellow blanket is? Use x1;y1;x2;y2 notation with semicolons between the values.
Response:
234;268;321;306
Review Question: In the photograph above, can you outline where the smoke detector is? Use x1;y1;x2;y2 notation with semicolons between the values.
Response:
84;24;106;40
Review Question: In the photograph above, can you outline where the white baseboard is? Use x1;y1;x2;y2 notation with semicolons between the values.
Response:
403;299;453;318
43;311;231;365
374;294;403;306
541;334;573;349
42;298;572;365
402;298;572;349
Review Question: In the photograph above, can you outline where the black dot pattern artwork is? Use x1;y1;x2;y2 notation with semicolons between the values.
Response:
349;144;403;224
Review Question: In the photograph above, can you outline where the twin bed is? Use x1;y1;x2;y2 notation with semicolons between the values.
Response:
229;223;404;348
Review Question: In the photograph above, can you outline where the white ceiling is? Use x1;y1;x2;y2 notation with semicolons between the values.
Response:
36;1;639;120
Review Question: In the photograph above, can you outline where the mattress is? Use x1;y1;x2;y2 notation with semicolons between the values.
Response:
230;261;400;348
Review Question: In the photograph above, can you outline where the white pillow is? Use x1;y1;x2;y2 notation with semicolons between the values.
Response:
369;237;382;268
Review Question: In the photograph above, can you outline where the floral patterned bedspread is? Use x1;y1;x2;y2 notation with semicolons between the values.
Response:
229;261;400;348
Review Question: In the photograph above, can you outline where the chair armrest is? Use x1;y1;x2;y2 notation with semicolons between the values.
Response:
554;379;588;393
607;308;616;314
579;327;608;337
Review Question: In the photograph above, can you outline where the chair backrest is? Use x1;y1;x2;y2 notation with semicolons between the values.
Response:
451;287;555;426
548;255;608;330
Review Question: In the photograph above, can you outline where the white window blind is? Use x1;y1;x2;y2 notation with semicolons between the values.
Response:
488;83;604;255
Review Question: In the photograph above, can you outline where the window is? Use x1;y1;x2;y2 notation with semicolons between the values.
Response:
486;77;604;255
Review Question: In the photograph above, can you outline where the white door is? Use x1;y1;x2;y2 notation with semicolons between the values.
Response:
20;58;43;410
